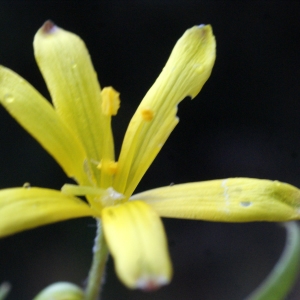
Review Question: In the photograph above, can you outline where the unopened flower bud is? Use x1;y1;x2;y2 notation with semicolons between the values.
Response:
33;282;84;300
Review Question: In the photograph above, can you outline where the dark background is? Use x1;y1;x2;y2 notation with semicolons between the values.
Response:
0;1;300;299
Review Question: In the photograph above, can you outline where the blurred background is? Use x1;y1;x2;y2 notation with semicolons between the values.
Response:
0;1;300;299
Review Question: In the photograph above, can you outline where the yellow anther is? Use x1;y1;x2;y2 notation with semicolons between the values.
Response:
97;160;118;175
101;86;120;116
141;108;154;121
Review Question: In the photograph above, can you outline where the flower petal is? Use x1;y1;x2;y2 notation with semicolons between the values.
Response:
102;201;172;290
114;25;216;197
34;21;113;186
0;66;88;183
0;187;97;238
131;178;300;222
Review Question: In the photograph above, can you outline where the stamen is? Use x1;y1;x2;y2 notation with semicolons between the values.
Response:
97;160;118;175
61;184;105;196
83;159;96;185
141;108;154;121
101;87;120;116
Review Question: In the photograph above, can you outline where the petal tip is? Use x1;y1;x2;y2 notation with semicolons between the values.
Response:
41;20;58;34
136;275;169;291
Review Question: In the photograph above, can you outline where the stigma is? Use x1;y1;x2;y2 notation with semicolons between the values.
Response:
97;160;118;175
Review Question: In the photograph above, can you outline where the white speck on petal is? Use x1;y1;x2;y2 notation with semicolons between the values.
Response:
221;179;230;213
101;187;125;207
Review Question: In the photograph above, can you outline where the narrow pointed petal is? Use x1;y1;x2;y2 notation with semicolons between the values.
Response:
0;66;88;183
34;21;110;186
114;25;216;197
0;187;98;238
131;178;300;222
102;201;172;290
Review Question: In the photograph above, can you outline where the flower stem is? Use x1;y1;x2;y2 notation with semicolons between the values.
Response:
245;221;300;300
0;282;11;300
84;219;109;300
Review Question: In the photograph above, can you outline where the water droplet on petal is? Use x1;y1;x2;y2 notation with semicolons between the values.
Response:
240;201;252;207
23;182;31;189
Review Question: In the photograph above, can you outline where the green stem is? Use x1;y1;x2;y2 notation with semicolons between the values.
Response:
0;282;11;300
245;221;300;300
84;219;109;300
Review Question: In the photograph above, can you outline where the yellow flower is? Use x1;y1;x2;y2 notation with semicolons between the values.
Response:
1;21;300;291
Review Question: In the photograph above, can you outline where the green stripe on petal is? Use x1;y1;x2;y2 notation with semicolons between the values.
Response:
102;201;172;290
34;21;110;186
0;187;97;238
114;25;216;197
0;66;87;183
131;178;300;222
